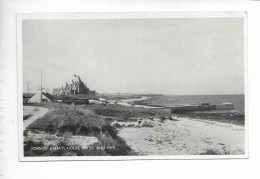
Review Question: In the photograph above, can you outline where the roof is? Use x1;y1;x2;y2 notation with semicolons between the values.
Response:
28;91;49;103
23;93;35;98
42;92;55;102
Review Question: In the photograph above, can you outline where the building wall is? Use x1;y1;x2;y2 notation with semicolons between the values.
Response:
53;75;96;96
52;88;63;96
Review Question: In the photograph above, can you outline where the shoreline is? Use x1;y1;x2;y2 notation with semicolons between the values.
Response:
22;93;245;156
114;96;244;126
117;116;244;155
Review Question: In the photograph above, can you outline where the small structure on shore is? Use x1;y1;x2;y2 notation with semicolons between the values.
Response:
27;91;52;103
23;93;35;103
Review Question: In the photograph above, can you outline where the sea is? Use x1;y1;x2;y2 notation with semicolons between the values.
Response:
148;94;245;113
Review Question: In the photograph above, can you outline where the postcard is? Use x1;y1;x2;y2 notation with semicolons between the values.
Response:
17;12;248;161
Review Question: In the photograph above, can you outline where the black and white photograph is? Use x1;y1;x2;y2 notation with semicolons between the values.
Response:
17;12;247;160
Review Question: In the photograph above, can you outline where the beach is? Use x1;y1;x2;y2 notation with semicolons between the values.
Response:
117;116;244;155
22;94;245;156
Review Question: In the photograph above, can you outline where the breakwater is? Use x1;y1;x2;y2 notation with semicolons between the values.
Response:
170;103;234;113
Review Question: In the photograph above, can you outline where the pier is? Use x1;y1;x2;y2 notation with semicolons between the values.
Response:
169;102;234;113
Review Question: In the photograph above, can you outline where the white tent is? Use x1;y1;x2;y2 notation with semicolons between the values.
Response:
28;90;50;103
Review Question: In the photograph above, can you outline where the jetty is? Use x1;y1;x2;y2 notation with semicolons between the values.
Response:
169;102;234;113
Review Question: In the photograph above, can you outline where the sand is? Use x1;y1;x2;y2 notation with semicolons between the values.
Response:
23;104;244;156
118;117;244;155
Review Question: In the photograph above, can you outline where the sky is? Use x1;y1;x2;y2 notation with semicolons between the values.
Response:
22;18;245;95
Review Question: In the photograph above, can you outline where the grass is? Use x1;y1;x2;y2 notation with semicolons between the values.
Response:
25;102;137;156
23;114;32;120
24;132;108;156
86;104;171;121
28;105;105;135
200;148;231;155
24;94;243;156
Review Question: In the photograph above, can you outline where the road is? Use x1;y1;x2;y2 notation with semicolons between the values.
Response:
23;106;49;130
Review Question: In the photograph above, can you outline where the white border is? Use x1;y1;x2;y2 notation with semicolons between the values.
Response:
17;12;248;161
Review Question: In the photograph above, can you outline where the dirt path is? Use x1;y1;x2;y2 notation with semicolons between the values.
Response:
118;117;244;155
23;106;49;130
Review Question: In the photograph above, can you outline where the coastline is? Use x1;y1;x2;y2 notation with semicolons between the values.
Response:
22;94;245;156
117;116;244;155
